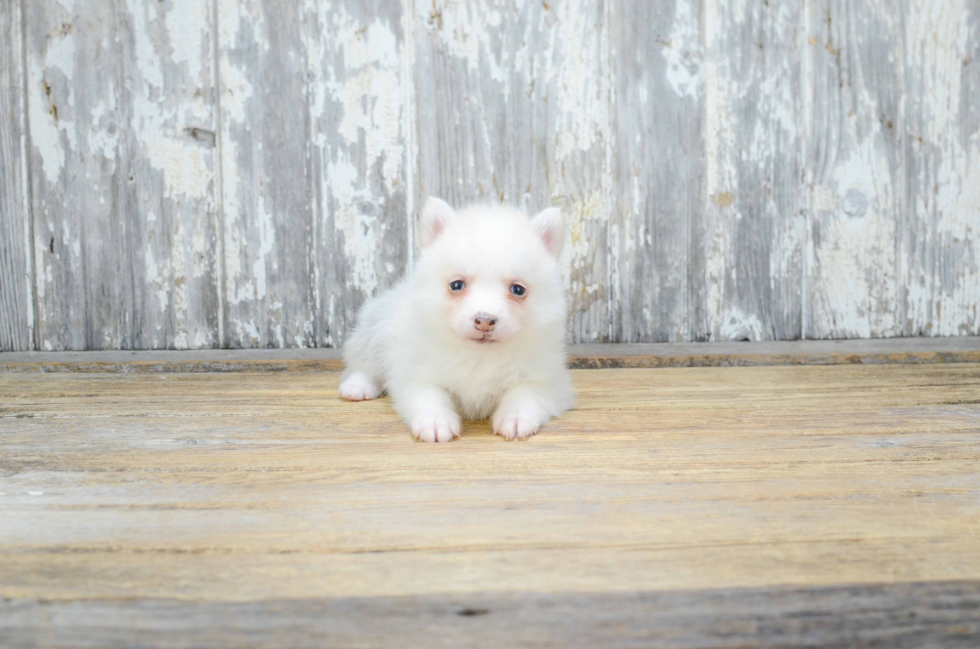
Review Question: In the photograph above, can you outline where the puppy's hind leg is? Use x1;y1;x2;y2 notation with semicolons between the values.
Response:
339;295;388;402
339;371;381;401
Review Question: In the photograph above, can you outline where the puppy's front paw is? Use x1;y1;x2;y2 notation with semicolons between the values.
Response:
339;373;381;401
411;413;461;443
492;408;547;441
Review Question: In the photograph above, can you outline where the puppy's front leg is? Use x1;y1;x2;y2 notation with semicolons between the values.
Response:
492;385;557;441
391;384;461;443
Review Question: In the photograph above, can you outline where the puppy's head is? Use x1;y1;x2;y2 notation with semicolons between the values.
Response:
415;198;565;347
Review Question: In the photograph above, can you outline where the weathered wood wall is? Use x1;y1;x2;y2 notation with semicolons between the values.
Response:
1;0;978;351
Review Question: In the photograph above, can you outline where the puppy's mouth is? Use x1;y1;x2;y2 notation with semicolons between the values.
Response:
473;334;497;344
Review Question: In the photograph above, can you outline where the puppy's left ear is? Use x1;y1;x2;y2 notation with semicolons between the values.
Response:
420;197;456;248
531;207;564;257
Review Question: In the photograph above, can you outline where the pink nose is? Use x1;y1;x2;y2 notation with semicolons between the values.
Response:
474;314;496;332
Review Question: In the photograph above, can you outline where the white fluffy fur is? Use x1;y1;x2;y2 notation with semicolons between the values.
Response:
340;198;574;442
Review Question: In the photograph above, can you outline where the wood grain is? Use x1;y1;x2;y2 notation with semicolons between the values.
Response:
2;363;980;644
4;582;979;648
217;0;412;349
704;0;805;341
2;364;980;596
0;0;33;351
804;0;904;339
25;0;220;351
610;0;704;343
309;0;412;348
902;0;980;337
216;0;316;348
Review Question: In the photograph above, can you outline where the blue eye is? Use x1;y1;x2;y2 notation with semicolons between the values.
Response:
510;284;526;297
449;280;465;292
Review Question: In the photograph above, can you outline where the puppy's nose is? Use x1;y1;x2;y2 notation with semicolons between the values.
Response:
473;314;497;332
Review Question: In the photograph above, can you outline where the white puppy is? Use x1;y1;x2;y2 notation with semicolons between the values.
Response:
339;197;574;442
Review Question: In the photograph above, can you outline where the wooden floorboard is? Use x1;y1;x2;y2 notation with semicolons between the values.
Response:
0;336;978;372
3;581;979;648
1;361;979;646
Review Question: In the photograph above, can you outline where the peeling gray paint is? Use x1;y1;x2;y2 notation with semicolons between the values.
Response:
217;0;316;349
0;0;33;351
1;0;978;350
805;0;904;339
311;0;412;349
611;0;704;343
704;0;805;342
22;0;220;351
903;0;980;337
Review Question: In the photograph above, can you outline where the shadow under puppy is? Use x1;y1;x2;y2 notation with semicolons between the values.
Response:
340;197;574;442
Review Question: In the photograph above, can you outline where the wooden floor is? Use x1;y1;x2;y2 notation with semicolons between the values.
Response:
2;357;980;647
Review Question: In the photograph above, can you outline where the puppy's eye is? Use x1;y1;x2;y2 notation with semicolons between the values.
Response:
510;284;527;297
449;280;465;292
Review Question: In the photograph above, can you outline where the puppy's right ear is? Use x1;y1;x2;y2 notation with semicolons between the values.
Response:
420;197;456;247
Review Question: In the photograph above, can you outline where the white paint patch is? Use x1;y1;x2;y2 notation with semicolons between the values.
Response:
703;0;735;335
216;0;257;312
235;319;261;347
144;131;211;200
664;0;703;99
29;26;76;184
315;7;407;295
250;193;275;301
126;0;164;90
530;1;613;338
424;2;507;84
903;0;979;335
86;94;119;161
551;2;608;161
808;138;900;338
127;0;213;203
173;331;189;349
144;247;169;312
194;330;210;348
165;0;208;81
719;307;765;341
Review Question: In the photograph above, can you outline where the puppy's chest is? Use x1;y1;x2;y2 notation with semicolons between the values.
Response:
437;354;525;414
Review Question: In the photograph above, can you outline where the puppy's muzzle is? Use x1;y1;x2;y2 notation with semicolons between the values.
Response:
473;314;497;332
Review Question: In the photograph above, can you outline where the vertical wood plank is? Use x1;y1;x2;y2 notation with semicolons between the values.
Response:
610;0;704;342
0;0;34;351
415;1;613;343
902;0;980;336
26;0;220;350
703;1;805;341
553;1;613;343
307;0;413;348
803;0;904;339
216;0;316;348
